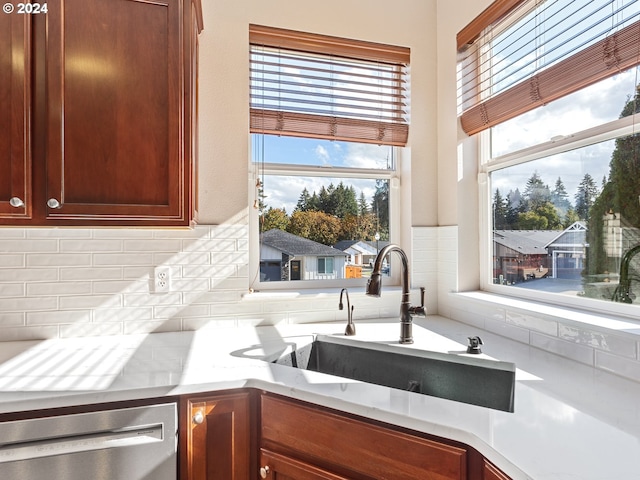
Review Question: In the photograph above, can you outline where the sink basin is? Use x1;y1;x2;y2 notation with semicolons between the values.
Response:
266;336;516;412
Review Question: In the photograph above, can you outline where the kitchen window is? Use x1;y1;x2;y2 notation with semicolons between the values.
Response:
459;0;640;315
249;25;409;289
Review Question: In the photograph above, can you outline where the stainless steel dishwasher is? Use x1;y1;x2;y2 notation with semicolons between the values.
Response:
0;402;177;479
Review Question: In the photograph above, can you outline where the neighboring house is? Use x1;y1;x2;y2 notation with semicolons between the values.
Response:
544;222;588;280
334;240;378;266
260;229;349;281
493;222;588;283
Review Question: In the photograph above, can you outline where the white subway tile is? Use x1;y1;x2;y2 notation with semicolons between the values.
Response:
27;310;92;325
27;228;91;238
60;239;123;252
123;292;182;307
93;229;154;239
60;322;124;337
595;351;640;382
506;311;558;336
0;312;25;327
0;239;58;252
59;295;122;309
93;253;154;266
124;239;182;252
93;306;153;323
530;332;594;366
27;253;92;267
124;319;183;335
0;296;57;311
0;284;25;297
558;324;637;358
92;280;148;295
60;267;122;281
0;268;58;282
0;325;59;341
27;282;91;296
0;254;25;267
0;229;26;239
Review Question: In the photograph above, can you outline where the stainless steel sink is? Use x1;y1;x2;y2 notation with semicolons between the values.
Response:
266;336;516;412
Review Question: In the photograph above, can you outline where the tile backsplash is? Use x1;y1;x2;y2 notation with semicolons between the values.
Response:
0;224;425;342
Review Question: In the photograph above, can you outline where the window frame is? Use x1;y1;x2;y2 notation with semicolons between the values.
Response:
479;111;640;319
248;154;403;291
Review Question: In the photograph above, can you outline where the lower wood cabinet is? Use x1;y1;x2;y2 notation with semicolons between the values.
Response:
259;449;352;480
180;391;253;480
483;460;512;480
179;389;513;480
260;393;467;480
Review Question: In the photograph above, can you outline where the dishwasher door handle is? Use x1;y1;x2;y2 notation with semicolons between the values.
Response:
0;423;164;464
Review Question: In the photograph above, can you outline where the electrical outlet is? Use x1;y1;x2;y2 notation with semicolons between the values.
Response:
153;266;171;293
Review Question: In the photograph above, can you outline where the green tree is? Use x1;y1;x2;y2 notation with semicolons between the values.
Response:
523;172;551;211
260;207;289;232
551;177;572;218
287;210;342;245
294;188;313;212
358;191;369;216
574;173;598;222
587;86;640;276
492;189;509;229
371;179;389;240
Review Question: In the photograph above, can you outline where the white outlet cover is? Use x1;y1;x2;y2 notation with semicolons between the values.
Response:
153;266;171;293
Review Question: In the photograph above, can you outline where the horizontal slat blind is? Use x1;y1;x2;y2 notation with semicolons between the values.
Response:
458;0;640;136
250;25;410;146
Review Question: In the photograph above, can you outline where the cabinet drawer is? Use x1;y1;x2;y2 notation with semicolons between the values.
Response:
261;394;466;480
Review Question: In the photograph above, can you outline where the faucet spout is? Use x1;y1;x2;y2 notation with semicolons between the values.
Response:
339;288;356;336
366;244;425;344
612;244;640;303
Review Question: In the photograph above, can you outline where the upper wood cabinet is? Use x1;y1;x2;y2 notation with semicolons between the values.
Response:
0;0;202;226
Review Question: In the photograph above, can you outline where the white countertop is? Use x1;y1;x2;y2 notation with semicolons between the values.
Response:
0;315;639;480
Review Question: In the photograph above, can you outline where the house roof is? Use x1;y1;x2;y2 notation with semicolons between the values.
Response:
261;229;348;257
493;230;560;255
334;240;378;255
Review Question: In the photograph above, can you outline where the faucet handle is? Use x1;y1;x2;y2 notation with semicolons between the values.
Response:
408;287;426;317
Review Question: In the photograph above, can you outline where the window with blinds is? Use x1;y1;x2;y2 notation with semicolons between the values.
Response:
250;25;410;146
458;0;640;135
464;0;640;313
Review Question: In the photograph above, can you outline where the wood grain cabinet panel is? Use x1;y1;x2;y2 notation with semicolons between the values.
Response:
483;460;512;480
181;392;252;480
0;0;202;226
0;13;31;219
261;394;467;480
259;449;352;480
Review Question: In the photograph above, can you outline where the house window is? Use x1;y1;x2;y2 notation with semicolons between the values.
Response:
318;257;334;275
250;25;409;289
459;0;640;313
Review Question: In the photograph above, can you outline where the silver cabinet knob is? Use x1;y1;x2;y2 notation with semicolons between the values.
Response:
9;197;24;208
192;411;204;425
47;198;61;209
259;466;270;478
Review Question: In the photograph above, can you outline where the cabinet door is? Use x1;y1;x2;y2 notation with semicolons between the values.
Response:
44;0;190;225
0;13;31;218
484;460;512;480
259;449;352;480
261;394;467;480
182;392;252;480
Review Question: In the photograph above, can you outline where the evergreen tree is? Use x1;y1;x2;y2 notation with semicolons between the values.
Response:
492;189;509;229
371;179;390;240
358;191;369;216
551;177;572;217
294;188;312;212
523;172;551;210
574;173;598;222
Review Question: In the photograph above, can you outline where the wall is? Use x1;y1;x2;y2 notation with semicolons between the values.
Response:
0;0;440;341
